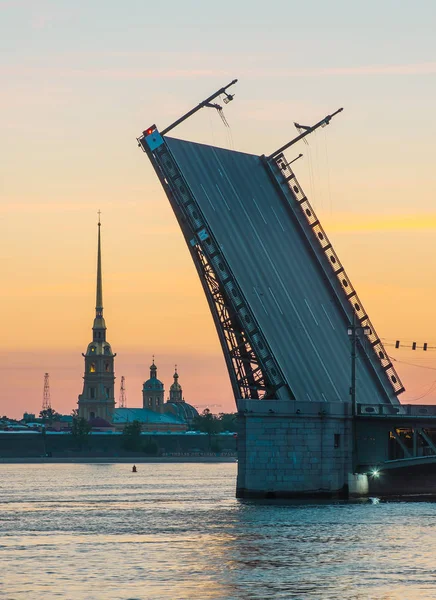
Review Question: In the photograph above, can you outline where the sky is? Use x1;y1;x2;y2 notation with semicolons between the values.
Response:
2;0;436;418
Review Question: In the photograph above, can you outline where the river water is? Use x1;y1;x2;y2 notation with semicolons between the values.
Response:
1;463;436;599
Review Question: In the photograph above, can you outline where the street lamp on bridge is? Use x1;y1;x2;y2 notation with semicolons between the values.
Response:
347;315;371;416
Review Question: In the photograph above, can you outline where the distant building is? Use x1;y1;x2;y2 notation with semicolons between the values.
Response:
75;219;197;432
22;413;36;422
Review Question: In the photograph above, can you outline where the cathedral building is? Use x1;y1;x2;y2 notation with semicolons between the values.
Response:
76;219;198;432
77;219;116;422
140;360;198;425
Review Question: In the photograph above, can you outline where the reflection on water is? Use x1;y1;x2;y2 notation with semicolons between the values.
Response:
1;463;436;599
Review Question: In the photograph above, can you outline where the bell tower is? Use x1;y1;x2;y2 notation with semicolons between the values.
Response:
142;358;164;410
78;215;116;421
169;366;184;403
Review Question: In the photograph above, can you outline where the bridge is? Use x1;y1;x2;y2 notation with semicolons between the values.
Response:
137;81;436;498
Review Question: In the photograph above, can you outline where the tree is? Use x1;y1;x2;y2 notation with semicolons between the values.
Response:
218;412;238;432
39;408;61;425
71;409;91;450
122;420;142;452
193;409;221;450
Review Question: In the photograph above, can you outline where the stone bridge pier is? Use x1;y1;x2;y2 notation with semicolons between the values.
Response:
236;399;355;499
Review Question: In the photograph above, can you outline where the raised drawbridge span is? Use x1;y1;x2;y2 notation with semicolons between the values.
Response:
137;82;403;410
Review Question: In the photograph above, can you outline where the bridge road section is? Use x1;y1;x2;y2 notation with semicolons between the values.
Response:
165;136;396;405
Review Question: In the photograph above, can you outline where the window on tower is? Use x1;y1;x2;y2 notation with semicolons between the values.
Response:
90;346;96;353
105;362;110;372
90;363;96;373
105;387;110;398
90;388;95;399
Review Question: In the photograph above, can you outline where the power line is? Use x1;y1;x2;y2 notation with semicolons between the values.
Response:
410;380;436;401
389;355;436;371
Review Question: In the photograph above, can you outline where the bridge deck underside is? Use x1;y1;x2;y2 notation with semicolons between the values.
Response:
165;136;397;405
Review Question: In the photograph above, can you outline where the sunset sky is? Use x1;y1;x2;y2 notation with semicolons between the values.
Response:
2;0;436;418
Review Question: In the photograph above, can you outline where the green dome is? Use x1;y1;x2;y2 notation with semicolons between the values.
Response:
143;378;164;391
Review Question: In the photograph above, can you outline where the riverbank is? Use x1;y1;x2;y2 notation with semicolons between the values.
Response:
0;456;237;464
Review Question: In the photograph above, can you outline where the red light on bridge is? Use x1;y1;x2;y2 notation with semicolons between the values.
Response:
143;126;155;136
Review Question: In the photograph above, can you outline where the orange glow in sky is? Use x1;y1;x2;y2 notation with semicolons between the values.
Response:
2;1;436;418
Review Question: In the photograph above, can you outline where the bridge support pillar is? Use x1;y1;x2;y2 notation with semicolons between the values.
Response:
236;399;353;499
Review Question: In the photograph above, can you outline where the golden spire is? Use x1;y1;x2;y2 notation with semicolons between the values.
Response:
96;211;103;318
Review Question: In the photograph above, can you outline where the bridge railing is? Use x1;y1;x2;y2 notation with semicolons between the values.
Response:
272;153;405;397
358;404;436;417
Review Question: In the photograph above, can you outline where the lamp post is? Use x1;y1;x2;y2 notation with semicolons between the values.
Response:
347;316;371;474
347;314;371;416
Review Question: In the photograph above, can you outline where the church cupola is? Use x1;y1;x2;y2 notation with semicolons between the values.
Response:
142;356;164;411
150;359;158;379
78;215;116;422
169;365;184;403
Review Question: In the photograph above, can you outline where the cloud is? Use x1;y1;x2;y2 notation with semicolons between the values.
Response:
244;63;436;77
323;213;436;233
4;62;436;82
0;65;230;80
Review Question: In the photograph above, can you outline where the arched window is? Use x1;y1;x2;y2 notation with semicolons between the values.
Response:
90;411;95;419
90;363;96;373
90;346;96;354
90;387;95;399
105;361;110;372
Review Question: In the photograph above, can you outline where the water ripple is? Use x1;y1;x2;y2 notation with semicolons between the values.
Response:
1;463;436;599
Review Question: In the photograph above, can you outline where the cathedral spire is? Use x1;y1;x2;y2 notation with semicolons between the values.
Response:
96;211;103;318
92;212;106;338
78;212;116;422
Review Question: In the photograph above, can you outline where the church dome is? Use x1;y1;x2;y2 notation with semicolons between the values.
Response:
143;357;164;391
143;377;164;391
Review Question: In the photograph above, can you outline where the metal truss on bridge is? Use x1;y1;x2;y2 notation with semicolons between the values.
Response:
138;127;292;401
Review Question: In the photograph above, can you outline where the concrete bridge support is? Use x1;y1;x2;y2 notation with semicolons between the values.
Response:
236;399;353;499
